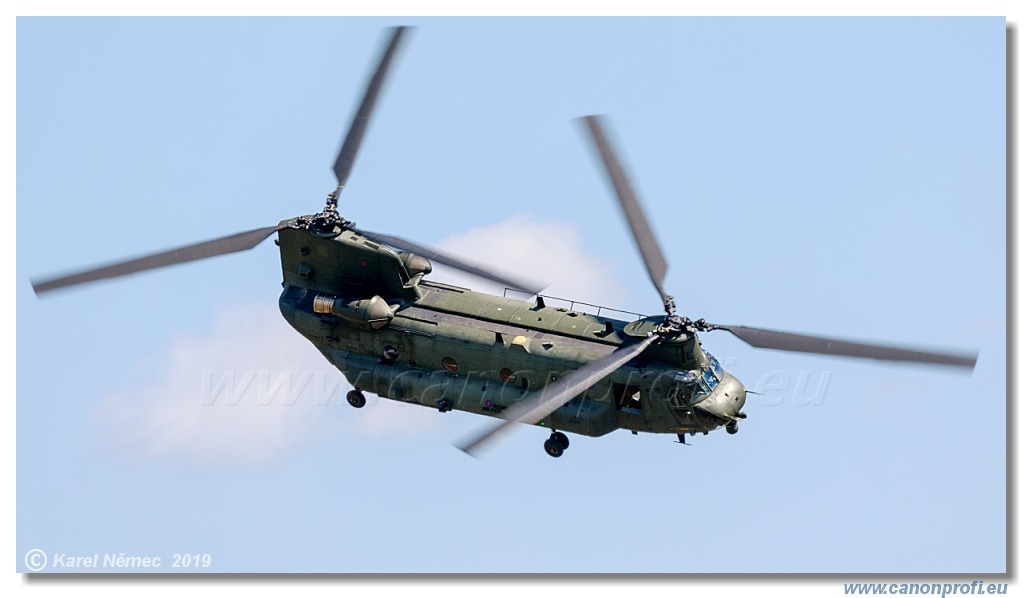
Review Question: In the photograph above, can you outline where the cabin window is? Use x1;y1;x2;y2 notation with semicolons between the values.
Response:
441;356;458;373
612;383;643;414
500;368;517;383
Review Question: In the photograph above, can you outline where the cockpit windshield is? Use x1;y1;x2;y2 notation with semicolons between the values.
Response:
705;350;725;379
701;367;717;390
672;350;725;407
693;350;722;400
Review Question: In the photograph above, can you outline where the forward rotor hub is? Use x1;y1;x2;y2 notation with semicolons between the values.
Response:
655;314;715;339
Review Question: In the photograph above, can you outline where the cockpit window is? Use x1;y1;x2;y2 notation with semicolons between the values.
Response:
692;351;722;401
701;367;717;389
672;352;724;408
704;350;724;379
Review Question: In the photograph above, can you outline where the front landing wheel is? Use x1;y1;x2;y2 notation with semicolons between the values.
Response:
543;437;565;458
347;389;367;409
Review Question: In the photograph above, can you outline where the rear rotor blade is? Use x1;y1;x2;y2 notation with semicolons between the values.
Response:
332;26;409;192
580;115;671;309
32;225;281;295
357;229;545;295
714;324;977;370
457;334;658;457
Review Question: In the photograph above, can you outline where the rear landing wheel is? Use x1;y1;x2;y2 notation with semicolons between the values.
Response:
552;431;570;450
347;389;366;409
543;438;564;458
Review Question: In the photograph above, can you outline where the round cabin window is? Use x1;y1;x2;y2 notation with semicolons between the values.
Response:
441;356;458;373
500;368;517;383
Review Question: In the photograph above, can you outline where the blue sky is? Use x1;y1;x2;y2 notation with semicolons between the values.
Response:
16;17;1005;575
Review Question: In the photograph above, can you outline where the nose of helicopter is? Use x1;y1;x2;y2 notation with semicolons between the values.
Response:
704;371;747;420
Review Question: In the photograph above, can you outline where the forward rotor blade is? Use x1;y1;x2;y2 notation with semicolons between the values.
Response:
457;334;658;457
714;324;977;370
356;229;545;295
332;26;409;192
580;115;671;307
32;225;282;295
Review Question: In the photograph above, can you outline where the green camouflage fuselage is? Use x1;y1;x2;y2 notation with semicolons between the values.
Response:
276;218;746;439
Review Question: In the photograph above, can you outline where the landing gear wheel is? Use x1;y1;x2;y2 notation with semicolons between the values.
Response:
726;421;739;435
347;389;366;409
552;431;570;450
543;438;565;458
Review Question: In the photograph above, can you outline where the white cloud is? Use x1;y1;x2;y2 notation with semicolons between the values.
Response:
93;301;444;466
94;216;625;465
97;303;346;465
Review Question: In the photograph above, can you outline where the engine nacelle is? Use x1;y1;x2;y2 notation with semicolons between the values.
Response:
399;251;432;277
313;294;393;330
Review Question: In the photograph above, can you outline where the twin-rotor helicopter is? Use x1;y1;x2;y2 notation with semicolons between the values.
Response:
32;27;977;459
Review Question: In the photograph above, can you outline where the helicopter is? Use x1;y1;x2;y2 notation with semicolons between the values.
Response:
31;26;978;459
